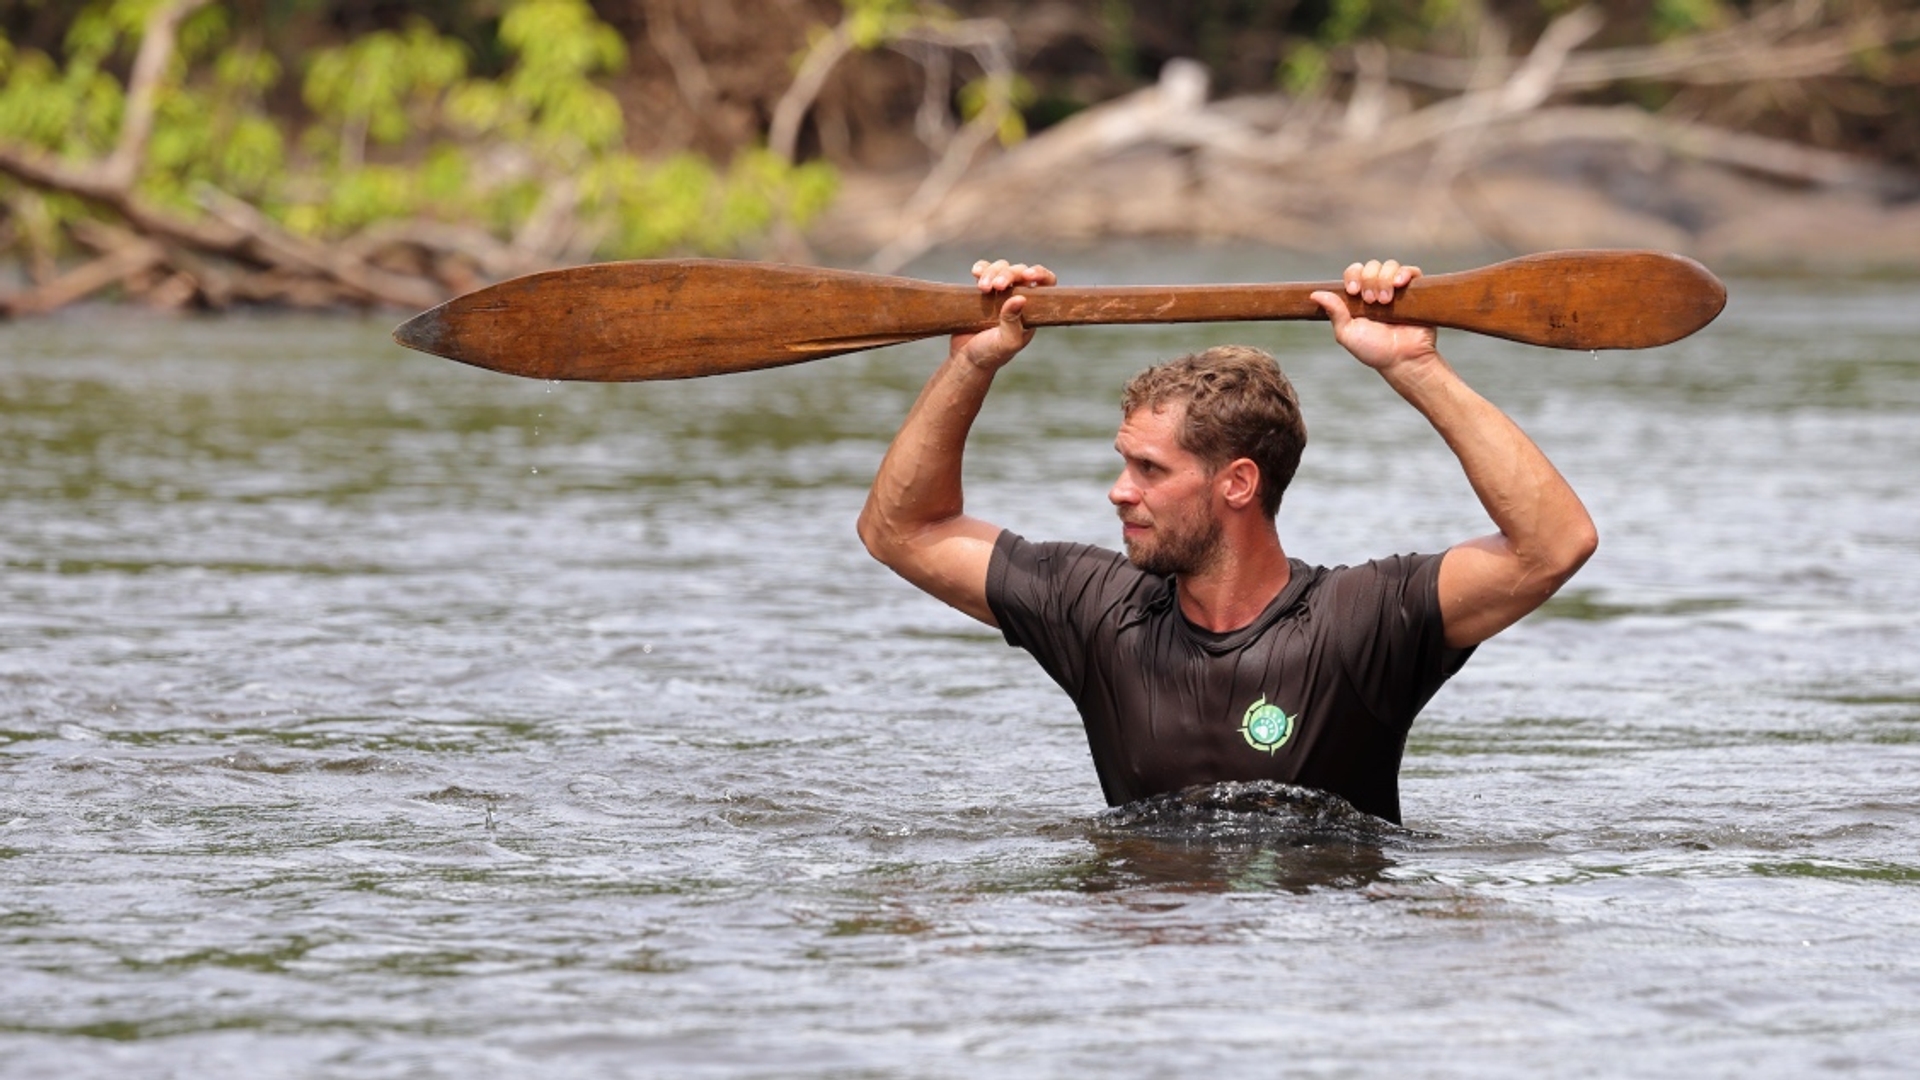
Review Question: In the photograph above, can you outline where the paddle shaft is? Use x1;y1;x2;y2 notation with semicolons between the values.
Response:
1000;283;1330;328
393;249;1727;382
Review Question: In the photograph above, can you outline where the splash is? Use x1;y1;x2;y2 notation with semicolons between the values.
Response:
1094;780;1423;844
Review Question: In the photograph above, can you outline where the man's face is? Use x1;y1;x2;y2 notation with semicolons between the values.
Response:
1108;403;1223;577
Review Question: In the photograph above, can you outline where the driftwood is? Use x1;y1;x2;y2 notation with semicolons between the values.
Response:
0;0;519;317
0;124;468;317
768;11;1022;272
1;1;1035;316
846;2;1920;270
3;226;166;317
1337;2;1920;93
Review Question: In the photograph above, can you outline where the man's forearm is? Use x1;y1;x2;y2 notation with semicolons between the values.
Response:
1312;258;1595;646
857;260;1048;626
1379;352;1595;577
858;350;998;555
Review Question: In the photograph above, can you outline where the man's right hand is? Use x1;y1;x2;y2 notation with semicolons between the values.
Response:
857;258;1054;627
954;259;1056;372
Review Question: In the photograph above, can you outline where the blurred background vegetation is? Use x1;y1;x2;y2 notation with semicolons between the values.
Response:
0;0;1914;311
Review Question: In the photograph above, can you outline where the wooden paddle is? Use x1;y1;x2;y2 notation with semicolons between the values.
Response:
392;249;1726;382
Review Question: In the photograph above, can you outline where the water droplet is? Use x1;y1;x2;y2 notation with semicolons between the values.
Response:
642;643;653;654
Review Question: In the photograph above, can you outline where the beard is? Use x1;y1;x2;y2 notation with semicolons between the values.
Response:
1121;505;1223;578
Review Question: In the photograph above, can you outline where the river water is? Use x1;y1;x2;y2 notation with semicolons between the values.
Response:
2;249;1917;1078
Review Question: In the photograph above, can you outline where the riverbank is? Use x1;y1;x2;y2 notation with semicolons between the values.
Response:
815;154;1920;276
806;65;1920;277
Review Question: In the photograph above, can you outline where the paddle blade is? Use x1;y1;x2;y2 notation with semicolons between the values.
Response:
1397;249;1727;350
392;259;988;381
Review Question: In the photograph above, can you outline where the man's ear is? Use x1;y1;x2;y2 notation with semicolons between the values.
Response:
1217;458;1262;511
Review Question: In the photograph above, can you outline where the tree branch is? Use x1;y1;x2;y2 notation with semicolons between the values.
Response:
105;0;214;191
0;234;165;317
194;187;445;309
644;0;716;118
769;22;857;163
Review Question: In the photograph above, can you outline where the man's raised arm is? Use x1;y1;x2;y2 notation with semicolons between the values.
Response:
857;260;1056;627
1312;259;1598;649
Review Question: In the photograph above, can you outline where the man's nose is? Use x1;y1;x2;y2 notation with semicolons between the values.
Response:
1108;473;1138;506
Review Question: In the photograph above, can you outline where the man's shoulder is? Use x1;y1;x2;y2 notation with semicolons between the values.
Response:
1289;553;1449;635
988;529;1168;623
993;529;1133;575
1303;551;1446;591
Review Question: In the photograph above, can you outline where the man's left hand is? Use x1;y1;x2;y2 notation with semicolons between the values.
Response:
1311;259;1440;374
953;259;1056;373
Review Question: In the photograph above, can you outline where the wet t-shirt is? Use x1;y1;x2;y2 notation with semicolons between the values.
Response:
984;530;1473;823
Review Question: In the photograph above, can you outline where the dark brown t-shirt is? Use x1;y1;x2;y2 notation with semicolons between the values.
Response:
985;530;1473;823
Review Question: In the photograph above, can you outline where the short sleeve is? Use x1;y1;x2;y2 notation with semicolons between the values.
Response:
985;530;1154;696
1327;552;1475;733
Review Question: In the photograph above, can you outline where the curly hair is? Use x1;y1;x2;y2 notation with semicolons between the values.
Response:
1119;345;1307;517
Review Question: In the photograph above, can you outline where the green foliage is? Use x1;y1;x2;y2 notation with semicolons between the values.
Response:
1651;0;1726;40
1274;0;1481;92
281;0;836;252
582;148;837;260
1299;0;1470;51
1324;0;1375;45
844;0;920;51
486;0;626;154
1421;0;1461;29
958;74;1035;147
0;31;122;156
143;73;287;207
302;21;469;155
1099;0;1136;80
1278;41;1329;96
0;0;840;264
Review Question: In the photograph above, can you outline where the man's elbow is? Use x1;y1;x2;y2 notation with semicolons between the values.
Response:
1542;517;1599;591
1507;519;1598;606
856;506;888;563
856;503;908;570
1573;517;1599;566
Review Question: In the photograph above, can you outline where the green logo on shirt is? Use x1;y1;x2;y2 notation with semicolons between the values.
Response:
1240;696;1296;754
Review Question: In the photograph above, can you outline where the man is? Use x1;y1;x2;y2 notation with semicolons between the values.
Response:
856;257;1597;824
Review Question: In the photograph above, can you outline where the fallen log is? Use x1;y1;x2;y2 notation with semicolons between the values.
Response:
0;0;457;318
0;235;166;317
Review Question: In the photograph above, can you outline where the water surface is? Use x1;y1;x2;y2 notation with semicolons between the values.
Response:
2;250;1917;1077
